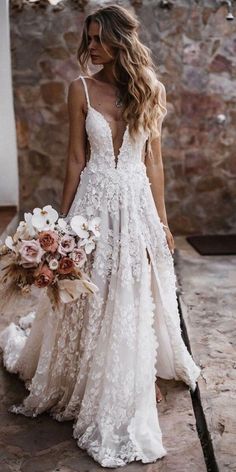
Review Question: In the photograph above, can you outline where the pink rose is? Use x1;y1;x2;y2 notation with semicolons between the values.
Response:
71;248;87;268
39;230;58;253
19;240;45;267
58;257;75;275
58;235;75;255
34;264;54;288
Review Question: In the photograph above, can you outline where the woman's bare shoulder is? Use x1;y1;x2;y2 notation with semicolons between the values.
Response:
68;77;85;100
70;74;99;98
67;77;88;113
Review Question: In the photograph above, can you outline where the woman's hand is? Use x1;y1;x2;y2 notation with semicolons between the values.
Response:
163;226;175;255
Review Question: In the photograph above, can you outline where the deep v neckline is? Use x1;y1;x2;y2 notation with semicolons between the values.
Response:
88;106;128;168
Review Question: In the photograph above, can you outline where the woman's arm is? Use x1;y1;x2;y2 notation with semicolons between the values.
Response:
145;80;175;253
145;137;175;253
60;80;87;215
146;137;168;226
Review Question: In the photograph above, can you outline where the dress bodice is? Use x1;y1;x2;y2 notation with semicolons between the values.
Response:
79;76;149;173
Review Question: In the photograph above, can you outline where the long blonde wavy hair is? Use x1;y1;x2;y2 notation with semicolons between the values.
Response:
77;4;167;151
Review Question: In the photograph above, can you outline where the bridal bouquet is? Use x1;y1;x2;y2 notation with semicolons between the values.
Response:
0;205;100;308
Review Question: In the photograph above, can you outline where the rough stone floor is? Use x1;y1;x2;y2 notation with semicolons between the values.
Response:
0;236;235;472
175;237;236;472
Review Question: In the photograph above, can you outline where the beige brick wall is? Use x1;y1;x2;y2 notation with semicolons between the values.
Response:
10;0;236;234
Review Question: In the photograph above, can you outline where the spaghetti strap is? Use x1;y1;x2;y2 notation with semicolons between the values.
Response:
79;75;91;108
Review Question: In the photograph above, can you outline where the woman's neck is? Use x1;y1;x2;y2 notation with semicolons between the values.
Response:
98;63;117;85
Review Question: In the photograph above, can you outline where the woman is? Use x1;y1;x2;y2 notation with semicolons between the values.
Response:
0;4;200;468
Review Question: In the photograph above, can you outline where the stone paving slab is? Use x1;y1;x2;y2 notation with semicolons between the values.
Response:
0;236;205;472
175;236;236;472
0;366;205;472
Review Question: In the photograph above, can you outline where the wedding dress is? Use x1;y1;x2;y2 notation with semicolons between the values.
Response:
0;76;200;468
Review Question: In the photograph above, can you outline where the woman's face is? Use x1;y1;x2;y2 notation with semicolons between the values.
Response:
87;21;114;65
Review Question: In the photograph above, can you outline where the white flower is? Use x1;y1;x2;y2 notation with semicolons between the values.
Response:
88;217;101;238
57;218;70;234
15;217;37;240
5;236;17;252
70;215;89;239
49;258;59;270
31;205;58;231
15;221;27;239
24;212;37;237
79;236;96;254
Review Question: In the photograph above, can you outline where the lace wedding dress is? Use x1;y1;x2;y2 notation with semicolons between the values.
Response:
0;76;200;468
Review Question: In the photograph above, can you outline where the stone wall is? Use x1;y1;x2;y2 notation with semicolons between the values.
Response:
10;0;236;234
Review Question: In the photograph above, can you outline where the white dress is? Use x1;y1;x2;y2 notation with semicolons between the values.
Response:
0;76;200;468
